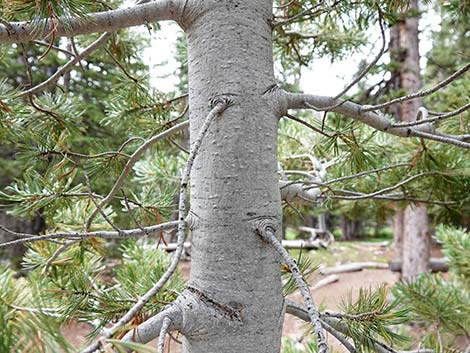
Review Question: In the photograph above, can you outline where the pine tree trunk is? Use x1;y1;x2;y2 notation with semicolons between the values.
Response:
182;1;283;352
402;204;430;277
390;0;430;279
392;210;404;260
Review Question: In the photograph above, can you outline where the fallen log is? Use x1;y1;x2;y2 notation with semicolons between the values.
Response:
320;262;389;275
312;274;339;290
389;258;448;273
158;242;191;251
282;239;324;249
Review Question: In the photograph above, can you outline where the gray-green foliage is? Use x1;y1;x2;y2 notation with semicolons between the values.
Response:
0;240;184;352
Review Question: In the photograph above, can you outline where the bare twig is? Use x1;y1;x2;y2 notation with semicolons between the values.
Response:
254;220;329;353
84;120;189;230
362;63;470;112
158;317;171;353
18;32;111;97
391;102;470;128
38;149;130;160
333;5;386;100
42;240;77;274
0;221;181;249
321;319;357;353
324;172;439;200
284;113;334;138
410;129;470;149
121;190;149;237
104;46;139;82
328;193;457;206
85;174;122;234
273;0;326;27
33;40;77;57
307;162;411;187
80;100;229;353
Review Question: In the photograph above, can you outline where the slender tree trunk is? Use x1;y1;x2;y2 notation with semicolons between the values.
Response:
390;0;430;279
182;1;283;352
340;214;359;240
402;204;430;277
392;210;404;260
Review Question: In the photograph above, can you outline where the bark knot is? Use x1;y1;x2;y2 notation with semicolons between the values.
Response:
208;94;237;110
185;210;199;231
251;216;278;241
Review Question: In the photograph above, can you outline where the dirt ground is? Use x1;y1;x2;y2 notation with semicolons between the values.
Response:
62;241;407;352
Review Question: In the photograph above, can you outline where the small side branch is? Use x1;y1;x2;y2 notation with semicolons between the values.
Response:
85;120;189;230
80;99;230;353
0;0;182;44
18;32;111;97
0;221;181;248
158;316;172;353
285;300;432;353
253;219;329;353
283;91;470;149
333;5;386;101
361;63;470;112
391;102;470;128
119;305;183;351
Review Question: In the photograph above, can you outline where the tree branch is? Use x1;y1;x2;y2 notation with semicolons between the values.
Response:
80;100;230;353
254;219;329;353
84;120;189;230
283;91;470;149
158;317;172;353
280;180;322;203
332;4;386;101
0;221;182;249
285;299;433;353
0;0;182;44
119;305;183;352
391;102;470;128
361;63;470;112
18;32;111;97
312;162;411;187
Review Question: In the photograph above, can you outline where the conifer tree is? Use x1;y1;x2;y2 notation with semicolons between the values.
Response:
0;1;469;353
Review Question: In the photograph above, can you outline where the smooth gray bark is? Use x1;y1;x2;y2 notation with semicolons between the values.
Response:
179;1;284;352
0;0;182;43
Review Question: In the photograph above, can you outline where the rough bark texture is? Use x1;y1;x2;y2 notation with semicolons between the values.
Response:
389;0;430;279
180;1;284;352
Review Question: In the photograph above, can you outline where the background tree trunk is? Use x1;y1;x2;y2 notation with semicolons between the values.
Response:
392;210;404;260
402;204;430;277
389;0;430;279
182;1;283;352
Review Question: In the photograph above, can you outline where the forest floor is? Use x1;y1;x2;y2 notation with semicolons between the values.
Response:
62;240;442;352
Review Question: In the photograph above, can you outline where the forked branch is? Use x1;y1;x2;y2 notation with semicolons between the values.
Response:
282;91;470;149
